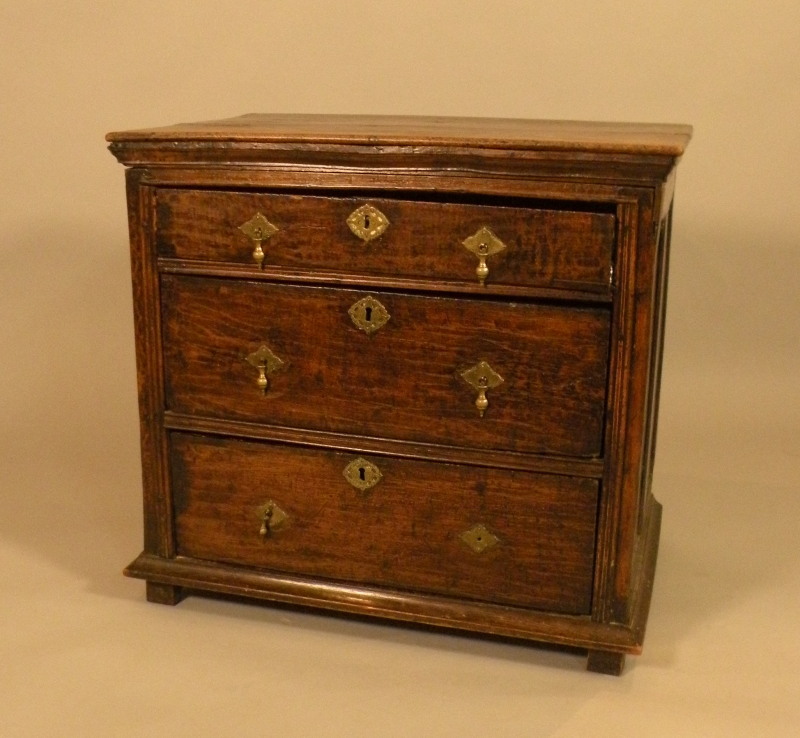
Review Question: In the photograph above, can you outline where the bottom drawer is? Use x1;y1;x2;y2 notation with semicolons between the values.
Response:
171;433;599;615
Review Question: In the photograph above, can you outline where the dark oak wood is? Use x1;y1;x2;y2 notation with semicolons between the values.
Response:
124;175;174;559
109;114;690;675
586;650;627;676
124;488;662;656
125;497;660;652
161;411;606;477
171;433;598;614
161;275;611;458
107;115;691;182
156;189;614;295
158;259;614;304
107;113;692;156
145;581;183;606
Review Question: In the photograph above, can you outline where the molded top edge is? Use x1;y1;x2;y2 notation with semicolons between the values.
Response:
107;113;692;157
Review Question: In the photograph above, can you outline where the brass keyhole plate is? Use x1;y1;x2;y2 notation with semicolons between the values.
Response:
348;296;390;334
347;204;390;242
343;457;383;491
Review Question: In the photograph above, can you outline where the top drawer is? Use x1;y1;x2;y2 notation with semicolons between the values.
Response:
155;189;615;294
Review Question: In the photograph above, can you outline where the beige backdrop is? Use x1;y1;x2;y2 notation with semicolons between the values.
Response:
2;2;798;736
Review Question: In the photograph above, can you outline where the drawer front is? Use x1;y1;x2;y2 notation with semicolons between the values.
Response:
171;433;599;614
162;276;611;458
156;189;614;292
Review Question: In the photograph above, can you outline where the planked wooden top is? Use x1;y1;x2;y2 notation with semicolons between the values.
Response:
107;113;691;157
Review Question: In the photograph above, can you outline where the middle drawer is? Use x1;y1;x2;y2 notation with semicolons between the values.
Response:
161;275;611;458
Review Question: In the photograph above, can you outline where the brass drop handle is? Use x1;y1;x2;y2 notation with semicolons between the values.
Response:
462;226;507;286
252;240;265;267
259;505;273;537
258;500;288;537
474;378;490;416
460;360;504;417
239;213;279;268
245;344;284;394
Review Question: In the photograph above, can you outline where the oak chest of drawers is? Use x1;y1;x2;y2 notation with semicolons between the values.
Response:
108;114;691;674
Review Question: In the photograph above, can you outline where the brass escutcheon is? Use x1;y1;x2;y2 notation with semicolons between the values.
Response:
343;457;383;492
245;344;284;394
459;523;500;553
348;296;390;335
258;500;289;537
460;360;504;417
462;226;507;286
347;204;390;242
239;212;279;267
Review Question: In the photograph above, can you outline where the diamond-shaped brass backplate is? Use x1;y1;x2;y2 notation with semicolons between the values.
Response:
460;360;504;417
348;296;390;334
459;523;500;554
245;344;284;393
347;204;390;242
245;344;284;374
462;226;507;285
239;212;279;242
343;457;383;491
460;361;504;392
257;500;289;535
462;226;507;259
239;213;279;267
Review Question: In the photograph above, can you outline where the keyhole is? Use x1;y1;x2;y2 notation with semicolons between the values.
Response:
364;214;370;230
359;467;366;481
364;306;373;322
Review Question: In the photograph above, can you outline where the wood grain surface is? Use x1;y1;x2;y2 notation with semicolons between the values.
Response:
161;275;611;458
112;113;690;673
108;113;692;156
171;433;599;614
156;189;615;294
